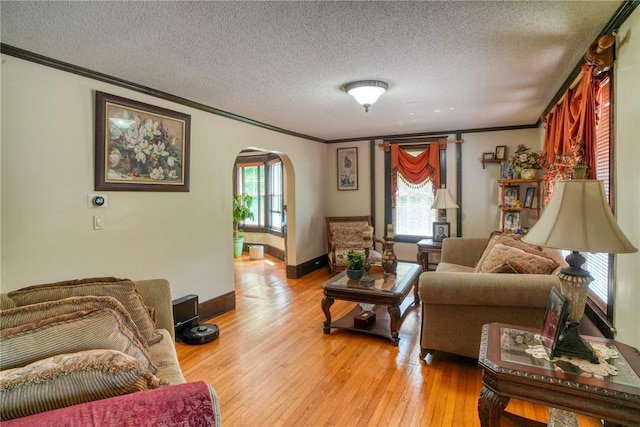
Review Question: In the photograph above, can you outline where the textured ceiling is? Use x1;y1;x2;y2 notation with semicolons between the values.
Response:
0;1;622;141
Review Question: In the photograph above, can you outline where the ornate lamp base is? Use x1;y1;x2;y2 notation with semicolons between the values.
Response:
555;324;599;363
554;250;598;363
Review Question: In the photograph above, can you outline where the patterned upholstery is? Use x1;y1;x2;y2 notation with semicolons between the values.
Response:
325;216;382;273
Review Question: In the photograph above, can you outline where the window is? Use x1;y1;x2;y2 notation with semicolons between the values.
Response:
267;159;283;231
386;144;442;242
395;171;435;236
235;154;283;234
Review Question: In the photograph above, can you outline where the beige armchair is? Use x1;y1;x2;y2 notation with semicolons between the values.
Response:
418;235;567;359
325;216;383;274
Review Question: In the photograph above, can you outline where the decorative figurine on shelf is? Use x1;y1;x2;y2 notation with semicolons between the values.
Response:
513;199;522;208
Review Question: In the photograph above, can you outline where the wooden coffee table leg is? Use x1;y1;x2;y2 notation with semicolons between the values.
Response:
478;385;509;427
388;305;401;345
321;296;334;334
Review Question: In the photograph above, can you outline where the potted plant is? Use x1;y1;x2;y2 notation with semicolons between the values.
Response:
233;193;254;258
345;250;366;280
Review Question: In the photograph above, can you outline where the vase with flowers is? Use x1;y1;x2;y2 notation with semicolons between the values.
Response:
507;145;545;179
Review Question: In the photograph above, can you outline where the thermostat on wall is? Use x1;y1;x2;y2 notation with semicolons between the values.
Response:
88;194;108;208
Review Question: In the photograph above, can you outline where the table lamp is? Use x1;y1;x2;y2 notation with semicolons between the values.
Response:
523;179;637;362
431;188;459;222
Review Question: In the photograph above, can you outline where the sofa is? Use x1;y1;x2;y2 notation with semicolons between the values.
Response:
0;278;222;425
418;234;567;359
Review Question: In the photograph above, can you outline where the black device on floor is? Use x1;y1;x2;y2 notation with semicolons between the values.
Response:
172;294;219;345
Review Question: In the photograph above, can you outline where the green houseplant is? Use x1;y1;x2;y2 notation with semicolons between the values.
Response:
345;250;366;280
233;193;254;258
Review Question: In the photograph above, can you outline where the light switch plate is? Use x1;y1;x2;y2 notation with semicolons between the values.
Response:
93;215;103;230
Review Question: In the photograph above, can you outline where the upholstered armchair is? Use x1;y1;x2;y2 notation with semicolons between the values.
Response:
325;216;383;274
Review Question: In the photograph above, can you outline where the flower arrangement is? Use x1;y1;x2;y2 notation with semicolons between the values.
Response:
108;116;182;181
507;145;545;173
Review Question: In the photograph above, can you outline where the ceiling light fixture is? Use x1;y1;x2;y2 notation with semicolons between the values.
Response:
345;80;388;112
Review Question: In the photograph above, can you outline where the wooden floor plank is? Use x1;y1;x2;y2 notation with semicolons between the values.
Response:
176;254;603;426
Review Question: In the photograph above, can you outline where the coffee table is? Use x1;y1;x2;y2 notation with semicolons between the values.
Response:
321;262;421;345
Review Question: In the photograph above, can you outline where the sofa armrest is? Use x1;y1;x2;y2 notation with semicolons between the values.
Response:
134;279;175;342
419;272;561;308
440;237;488;267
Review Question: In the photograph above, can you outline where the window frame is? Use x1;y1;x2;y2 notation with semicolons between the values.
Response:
234;153;284;236
384;142;446;244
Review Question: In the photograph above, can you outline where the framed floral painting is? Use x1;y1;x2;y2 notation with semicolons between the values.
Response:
95;91;191;191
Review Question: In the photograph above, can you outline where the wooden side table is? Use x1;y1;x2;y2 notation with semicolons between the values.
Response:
416;239;442;271
478;322;640;427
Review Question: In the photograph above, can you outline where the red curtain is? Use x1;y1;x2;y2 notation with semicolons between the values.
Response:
542;64;603;203
390;143;441;207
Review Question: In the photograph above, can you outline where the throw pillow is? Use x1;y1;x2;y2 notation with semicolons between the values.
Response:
0;308;156;372
0;295;147;349
474;231;546;273
478;243;559;274
0;349;165;421
8;277;162;346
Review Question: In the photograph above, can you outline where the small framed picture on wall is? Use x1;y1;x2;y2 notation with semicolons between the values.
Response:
483;152;495;160
495;145;507;160
337;147;358;191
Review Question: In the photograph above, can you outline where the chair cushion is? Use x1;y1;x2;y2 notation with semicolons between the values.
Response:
332;248;382;266
8;278;162;346
329;222;372;248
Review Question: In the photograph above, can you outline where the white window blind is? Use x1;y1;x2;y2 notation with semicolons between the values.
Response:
586;77;610;314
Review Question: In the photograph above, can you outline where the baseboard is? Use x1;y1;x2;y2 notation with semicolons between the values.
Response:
286;255;327;279
199;291;235;321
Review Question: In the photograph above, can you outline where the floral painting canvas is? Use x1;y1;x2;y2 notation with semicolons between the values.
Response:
95;92;191;191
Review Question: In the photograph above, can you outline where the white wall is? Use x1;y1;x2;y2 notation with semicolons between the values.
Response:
0;55;328;300
613;7;640;349
461;129;542;237
326;129;541;261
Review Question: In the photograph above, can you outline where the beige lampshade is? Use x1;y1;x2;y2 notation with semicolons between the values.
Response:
431;188;459;210
523;180;637;254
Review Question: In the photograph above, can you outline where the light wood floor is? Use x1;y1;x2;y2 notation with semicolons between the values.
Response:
176;254;602;427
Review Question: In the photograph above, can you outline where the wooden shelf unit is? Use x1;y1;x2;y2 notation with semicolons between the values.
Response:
497;179;542;232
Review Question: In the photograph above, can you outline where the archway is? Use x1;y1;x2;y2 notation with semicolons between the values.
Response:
232;148;295;268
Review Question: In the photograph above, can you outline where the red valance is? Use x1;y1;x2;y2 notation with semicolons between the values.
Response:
390;143;441;207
